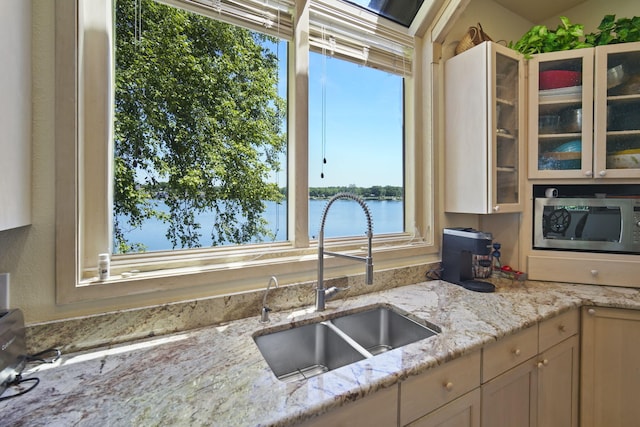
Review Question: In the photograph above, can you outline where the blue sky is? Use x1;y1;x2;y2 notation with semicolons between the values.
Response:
273;41;404;189
308;52;404;187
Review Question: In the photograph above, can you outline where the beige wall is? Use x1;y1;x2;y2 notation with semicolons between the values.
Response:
543;0;638;33
0;1;59;323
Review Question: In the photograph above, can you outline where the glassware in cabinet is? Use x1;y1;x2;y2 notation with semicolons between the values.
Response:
528;49;594;178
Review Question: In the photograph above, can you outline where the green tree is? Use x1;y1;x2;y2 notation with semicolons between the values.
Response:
114;0;286;253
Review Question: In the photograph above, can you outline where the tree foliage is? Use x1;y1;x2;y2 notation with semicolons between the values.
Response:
114;0;286;253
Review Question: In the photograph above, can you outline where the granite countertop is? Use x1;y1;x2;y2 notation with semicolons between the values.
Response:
3;279;640;426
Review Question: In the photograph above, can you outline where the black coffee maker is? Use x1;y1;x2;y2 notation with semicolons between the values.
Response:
441;227;495;293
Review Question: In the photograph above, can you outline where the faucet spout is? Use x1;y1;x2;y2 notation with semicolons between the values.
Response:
316;193;374;311
259;276;279;323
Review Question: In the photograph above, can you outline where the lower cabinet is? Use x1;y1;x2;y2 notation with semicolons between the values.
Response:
537;336;579;427
406;389;480;427
481;356;538;426
298;385;398;427
400;351;481;427
481;309;579;427
581;307;640;427
301;309;580;427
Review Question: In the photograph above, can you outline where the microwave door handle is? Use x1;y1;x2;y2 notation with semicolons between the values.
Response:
574;212;589;238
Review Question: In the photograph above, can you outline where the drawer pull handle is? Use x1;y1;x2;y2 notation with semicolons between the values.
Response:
591;269;599;276
513;348;521;356
444;382;454;391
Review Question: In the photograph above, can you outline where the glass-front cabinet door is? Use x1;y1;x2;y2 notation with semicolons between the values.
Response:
528;48;594;178
594;41;640;178
494;44;522;210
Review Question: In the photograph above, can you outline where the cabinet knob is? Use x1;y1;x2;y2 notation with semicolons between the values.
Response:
591;269;599;276
598;170;606;177
537;359;549;368
558;324;566;333
444;381;454;391
493;205;500;212
513;348;521;356
588;308;596;316
584;170;593;177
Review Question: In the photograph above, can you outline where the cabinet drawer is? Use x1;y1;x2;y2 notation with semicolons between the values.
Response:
539;309;579;352
482;325;537;382
400;351;481;426
298;385;398;427
528;254;640;288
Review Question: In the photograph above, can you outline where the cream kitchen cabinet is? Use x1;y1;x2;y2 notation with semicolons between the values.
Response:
401;351;481;426
0;0;32;230
444;41;525;214
581;306;640;427
298;384;398;427
481;309;579;427
529;41;640;179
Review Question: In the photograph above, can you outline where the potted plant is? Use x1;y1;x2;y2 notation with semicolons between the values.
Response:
585;15;640;45
509;16;591;58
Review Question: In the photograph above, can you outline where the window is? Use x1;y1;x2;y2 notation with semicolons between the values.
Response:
308;52;405;239
55;0;435;305
113;0;288;253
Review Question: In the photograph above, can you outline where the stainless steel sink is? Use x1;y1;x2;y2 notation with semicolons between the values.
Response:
331;307;439;355
254;305;439;382
253;322;367;382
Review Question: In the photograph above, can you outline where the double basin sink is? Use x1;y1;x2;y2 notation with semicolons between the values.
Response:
254;305;440;382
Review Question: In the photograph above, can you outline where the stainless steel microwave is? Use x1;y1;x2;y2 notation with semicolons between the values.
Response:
534;197;640;254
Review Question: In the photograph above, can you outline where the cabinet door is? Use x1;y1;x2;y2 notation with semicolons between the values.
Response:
0;0;31;230
493;43;524;213
407;389;480;427
528;48;594;179
581;307;640;427
537;336;579;427
401;352;481;425
481;358;537;427
593;41;640;178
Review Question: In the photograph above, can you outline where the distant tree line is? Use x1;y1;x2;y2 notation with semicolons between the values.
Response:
147;183;403;200
307;185;403;200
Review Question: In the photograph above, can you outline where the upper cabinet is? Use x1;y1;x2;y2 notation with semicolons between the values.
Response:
594;42;640;179
445;42;525;214
529;41;640;179
0;0;32;231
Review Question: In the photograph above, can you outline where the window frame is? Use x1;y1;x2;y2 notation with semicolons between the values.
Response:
55;0;437;305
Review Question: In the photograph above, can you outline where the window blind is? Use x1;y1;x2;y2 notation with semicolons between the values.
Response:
155;0;295;39
309;0;414;76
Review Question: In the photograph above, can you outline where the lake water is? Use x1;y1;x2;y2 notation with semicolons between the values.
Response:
118;199;403;252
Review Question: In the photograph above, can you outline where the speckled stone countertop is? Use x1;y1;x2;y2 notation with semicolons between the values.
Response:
3;279;640;426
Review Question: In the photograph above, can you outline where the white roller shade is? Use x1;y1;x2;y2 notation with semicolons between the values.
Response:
155;0;295;39
309;0;413;75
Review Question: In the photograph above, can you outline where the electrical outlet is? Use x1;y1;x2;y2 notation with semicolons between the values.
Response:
0;273;9;311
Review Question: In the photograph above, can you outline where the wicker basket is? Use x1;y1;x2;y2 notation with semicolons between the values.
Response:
455;23;493;55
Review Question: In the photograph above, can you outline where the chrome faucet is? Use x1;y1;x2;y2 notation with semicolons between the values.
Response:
260;276;279;323
316;193;374;311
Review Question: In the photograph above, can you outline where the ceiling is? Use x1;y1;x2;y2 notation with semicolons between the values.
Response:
492;0;588;23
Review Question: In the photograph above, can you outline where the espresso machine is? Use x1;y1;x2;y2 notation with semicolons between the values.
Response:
441;227;495;293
